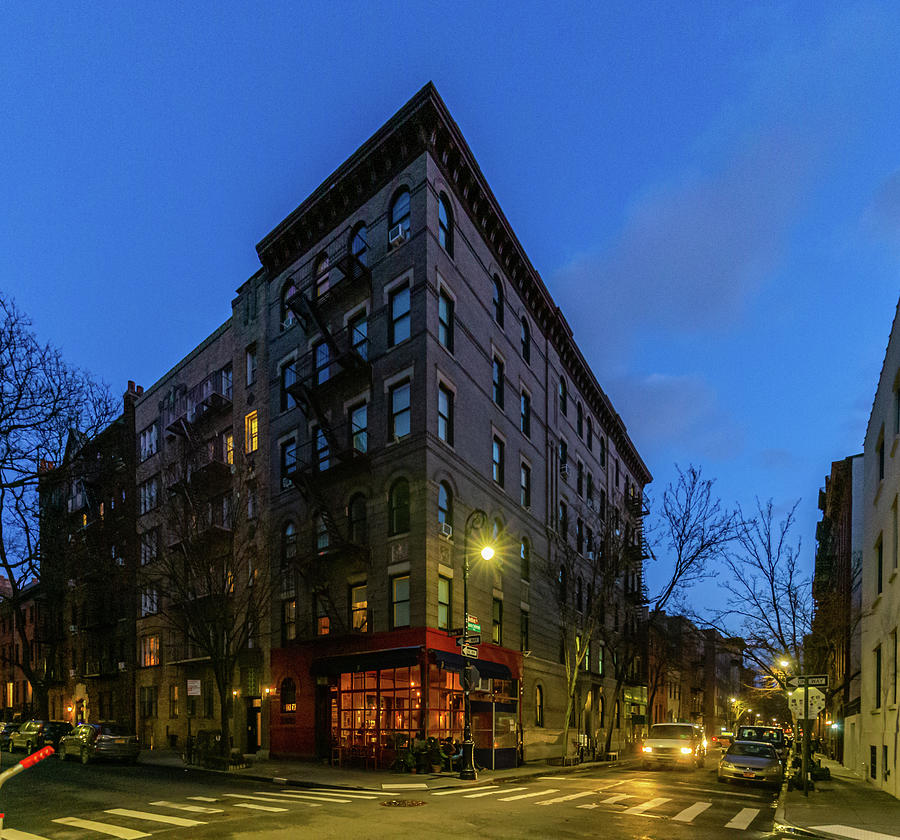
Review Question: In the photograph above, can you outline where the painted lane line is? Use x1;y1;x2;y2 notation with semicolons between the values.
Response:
235;803;289;812
809;826;900;840
186;796;219;802
2;830;58;840
537;790;601;806
298;789;381;799
53;817;150;839
104;809;206;827
622;797;671;816
382;783;428;790
499;788;560;801
671;784;761;799
537;775;575;780
600;793;633;805
725;807;760;830
466;787;526;798
223;793;311;804
255;791;353;804
577;803;600;810
149;801;223;813
672;801;712;823
432;786;496;796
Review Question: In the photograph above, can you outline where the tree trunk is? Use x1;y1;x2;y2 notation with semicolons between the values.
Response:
602;674;627;758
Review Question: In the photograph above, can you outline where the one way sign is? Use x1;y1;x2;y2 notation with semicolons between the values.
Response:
786;674;828;689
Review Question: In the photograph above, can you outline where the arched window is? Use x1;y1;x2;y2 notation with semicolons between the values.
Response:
492;517;503;544
558;565;567;602
492;275;504;327
520;538;531;581
438;192;453;255
587;417;593;451
281;280;298;330
559;378;568;416
535;684;544;727
280;677;297;713
314;253;330;298
282;521;297;565
350;222;368;267
390;189;411;240
520;317;530;363
576;576;584;612
389;478;410;535
598;694;605;728
599;436;606;467
347;493;367;544
314;513;329;553
437;482;452;528
576;403;583;438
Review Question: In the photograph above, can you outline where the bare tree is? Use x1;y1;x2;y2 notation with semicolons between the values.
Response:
0;293;116;717
145;441;274;758
551;465;736;760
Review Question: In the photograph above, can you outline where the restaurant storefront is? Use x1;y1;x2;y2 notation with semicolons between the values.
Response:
270;628;522;769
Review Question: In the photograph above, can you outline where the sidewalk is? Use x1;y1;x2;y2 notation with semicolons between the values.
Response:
777;756;900;840
137;748;633;792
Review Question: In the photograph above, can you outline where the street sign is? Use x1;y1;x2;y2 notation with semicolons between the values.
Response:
786;674;828;689
788;687;826;719
466;615;481;633
460;644;479;659
457;635;481;646
450;628;465;636
187;679;201;697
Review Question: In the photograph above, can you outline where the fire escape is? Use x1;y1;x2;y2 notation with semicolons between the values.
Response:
283;244;373;575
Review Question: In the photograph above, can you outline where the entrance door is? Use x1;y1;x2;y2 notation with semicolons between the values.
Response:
246;698;261;753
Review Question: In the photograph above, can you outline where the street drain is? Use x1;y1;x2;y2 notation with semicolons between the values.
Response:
380;799;426;807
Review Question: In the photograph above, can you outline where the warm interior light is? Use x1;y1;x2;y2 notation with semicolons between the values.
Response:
481;546;495;561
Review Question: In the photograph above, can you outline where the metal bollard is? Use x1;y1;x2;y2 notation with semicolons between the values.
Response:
0;745;55;832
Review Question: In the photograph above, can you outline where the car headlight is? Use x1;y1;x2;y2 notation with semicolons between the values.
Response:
720;761;735;769
680;747;693;754
642;746;653;753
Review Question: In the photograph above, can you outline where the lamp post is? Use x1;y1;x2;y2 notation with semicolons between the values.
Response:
460;508;493;781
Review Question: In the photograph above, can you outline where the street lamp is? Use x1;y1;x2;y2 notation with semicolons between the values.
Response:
460;508;493;780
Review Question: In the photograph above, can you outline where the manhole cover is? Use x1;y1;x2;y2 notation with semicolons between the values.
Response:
380;799;426;807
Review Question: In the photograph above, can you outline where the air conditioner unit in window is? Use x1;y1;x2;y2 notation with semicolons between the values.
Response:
587;550;595;561
560;464;569;477
587;499;596;511
69;625;77;634
388;223;408;247
118;661;126;671
281;476;292;490
440;522;453;539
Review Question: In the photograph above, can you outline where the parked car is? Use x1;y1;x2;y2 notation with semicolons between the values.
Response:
641;722;707;769
58;723;140;764
718;740;784;789
0;722;20;751
736;725;787;762
7;720;72;753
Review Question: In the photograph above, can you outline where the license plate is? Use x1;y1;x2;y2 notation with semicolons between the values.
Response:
742;771;756;778
114;738;125;744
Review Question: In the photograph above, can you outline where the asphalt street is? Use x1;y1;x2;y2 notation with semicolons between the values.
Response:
0;749;791;840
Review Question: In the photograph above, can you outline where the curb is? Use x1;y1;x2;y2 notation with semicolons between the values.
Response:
773;783;830;840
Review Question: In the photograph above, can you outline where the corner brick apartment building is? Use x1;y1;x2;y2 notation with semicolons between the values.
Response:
26;84;650;765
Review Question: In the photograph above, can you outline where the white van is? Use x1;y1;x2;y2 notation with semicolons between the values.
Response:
641;723;707;769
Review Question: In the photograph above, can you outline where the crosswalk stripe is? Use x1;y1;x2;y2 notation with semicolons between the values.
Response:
672;801;712;822
382;783;428;789
2;830;57;840
255;791;353;804
466;787;525;798
725;807;759;830
499;788;559;801
223;793;311;804
187;796;219;802
235;803;289;812
53;817;150;839
104;809;206;827
600;793;633;804
150;800;224;813
537;790;599;806
671;784;760;799
432;786;496;796
623;797;670;815
299;789;381;799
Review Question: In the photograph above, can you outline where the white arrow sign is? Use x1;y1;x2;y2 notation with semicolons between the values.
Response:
788;687;826;719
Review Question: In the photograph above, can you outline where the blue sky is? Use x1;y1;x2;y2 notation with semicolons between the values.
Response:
3;1;899;603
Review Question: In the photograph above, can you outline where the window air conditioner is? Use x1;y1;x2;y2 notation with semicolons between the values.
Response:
560;464;569;477
389;223;408;247
69;625;77;634
440;522;453;539
587;551;595;561
281;476;293;490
